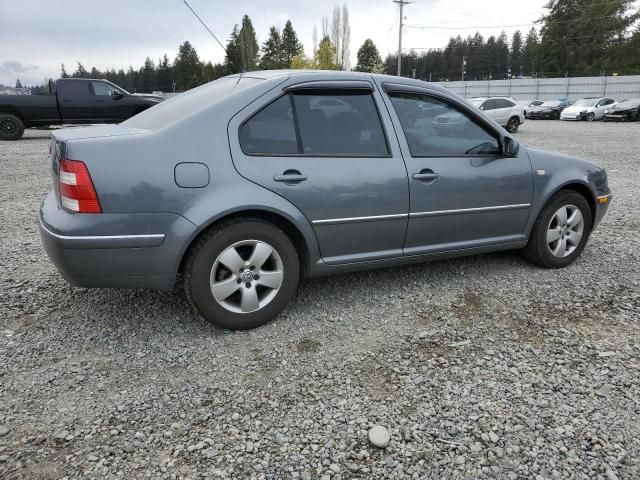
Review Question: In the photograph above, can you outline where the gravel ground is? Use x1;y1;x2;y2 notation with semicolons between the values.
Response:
0;121;639;479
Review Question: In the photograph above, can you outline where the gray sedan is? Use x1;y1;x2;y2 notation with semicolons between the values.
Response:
39;71;612;329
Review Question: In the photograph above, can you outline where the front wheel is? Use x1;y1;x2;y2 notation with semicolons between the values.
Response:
184;218;299;330
506;116;520;133
0;114;25;140
585;112;596;122
522;191;593;268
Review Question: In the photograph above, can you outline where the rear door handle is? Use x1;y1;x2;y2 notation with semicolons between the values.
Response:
412;171;439;181
274;170;307;184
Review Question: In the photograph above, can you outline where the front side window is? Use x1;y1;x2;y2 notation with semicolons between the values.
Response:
389;92;501;157
240;90;389;157
92;81;121;96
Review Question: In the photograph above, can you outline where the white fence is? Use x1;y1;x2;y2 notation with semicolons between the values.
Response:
435;75;640;101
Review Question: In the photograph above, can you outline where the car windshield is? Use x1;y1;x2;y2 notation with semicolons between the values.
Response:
541;101;561;107
469;99;484;107
616;99;640;109
573;98;598;107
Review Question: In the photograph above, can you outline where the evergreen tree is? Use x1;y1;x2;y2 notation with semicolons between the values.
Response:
522;27;540;76
537;0;638;76
282;20;304;67
157;54;173;92
115;69;127;90
511;30;524;76
174;41;203;90
224;25;243;74
72;62;89;78
261;26;285;69
60;63;69;78
315;36;337;70
126;66;139;92
355;39;382;72
15;78;23;88
239;15;260;71
139;57;156;93
496;31;511;78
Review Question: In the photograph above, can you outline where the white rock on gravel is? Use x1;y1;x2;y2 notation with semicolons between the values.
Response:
368;426;391;448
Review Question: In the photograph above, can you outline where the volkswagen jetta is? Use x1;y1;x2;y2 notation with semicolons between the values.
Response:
39;71;612;329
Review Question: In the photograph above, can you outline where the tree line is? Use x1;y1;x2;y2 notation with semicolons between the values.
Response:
8;0;640;93
386;0;640;80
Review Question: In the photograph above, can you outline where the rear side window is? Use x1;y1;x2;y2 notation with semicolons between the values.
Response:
239;95;298;155
60;81;91;98
240;91;389;157
495;99;515;108
389;92;500;157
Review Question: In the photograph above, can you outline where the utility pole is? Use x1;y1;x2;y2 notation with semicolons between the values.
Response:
393;0;410;77
461;56;466;81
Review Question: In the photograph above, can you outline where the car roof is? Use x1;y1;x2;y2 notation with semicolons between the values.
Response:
227;70;454;96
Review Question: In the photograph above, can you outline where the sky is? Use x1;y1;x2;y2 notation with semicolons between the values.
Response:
0;0;550;86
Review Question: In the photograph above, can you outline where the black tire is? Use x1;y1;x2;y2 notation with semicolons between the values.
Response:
506;116;520;133
184;218;299;330
0;114;25;140
585;112;595;122
553;111;560;120
522;191;593;269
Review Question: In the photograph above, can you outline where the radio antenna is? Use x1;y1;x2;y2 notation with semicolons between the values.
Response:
183;0;246;73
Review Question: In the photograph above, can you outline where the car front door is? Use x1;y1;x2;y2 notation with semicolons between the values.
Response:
90;80;131;121
380;84;533;256
229;80;409;265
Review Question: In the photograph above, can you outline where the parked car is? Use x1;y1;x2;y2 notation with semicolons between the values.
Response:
521;100;543;118
560;97;616;121
603;98;640;122
527;99;572;120
38;71;612;330
0;78;164;140
468;96;525;132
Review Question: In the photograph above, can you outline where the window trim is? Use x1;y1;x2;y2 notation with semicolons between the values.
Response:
383;85;504;158
238;90;392;158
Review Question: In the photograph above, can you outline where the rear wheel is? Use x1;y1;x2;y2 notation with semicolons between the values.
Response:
184;218;299;330
522;191;593;268
0;114;24;140
506;116;520;133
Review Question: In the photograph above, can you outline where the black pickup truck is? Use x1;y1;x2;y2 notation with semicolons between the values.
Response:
0;78;164;140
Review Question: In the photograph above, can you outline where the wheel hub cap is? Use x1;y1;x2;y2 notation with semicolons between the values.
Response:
546;204;585;258
209;240;284;314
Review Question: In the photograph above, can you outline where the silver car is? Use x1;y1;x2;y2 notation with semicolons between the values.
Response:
39;71;612;329
468;96;525;133
560;97;616;121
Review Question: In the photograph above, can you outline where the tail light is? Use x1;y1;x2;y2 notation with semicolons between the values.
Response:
59;159;102;213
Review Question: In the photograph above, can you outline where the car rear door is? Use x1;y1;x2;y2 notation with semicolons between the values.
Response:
229;79;409;265
479;99;500;123
380;83;533;256
57;80;101;123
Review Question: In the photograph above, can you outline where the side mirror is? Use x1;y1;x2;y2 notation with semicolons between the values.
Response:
112;91;124;99
503;136;520;157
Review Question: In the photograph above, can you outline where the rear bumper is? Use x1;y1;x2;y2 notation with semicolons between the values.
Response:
38;192;197;289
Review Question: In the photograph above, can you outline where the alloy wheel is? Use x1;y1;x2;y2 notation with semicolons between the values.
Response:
546;204;584;258
586;113;595;122
507;118;518;132
209;240;284;314
0;118;18;135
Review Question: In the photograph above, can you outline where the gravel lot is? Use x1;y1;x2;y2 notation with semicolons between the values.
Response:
1;120;639;479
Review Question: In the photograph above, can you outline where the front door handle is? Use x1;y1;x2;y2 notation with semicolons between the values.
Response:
412;170;439;182
274;170;307;185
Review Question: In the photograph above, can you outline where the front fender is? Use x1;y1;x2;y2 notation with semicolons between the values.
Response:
524;146;603;236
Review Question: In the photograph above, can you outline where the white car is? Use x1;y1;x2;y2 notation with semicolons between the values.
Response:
469;97;525;133
560;97;616;121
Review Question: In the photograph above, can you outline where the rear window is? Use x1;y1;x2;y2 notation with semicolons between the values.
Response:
122;77;263;130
